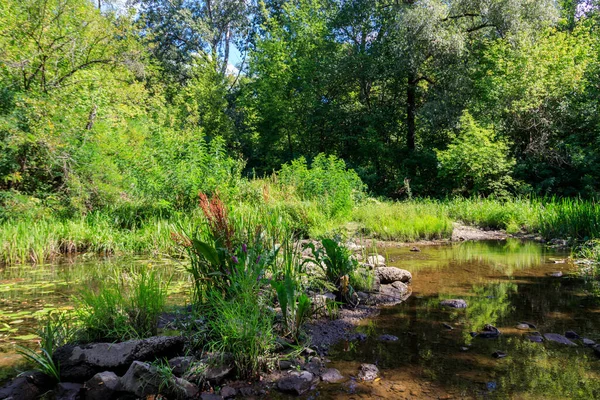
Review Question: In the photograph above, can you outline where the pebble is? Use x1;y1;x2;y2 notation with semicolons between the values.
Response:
492;351;507;359
442;323;454;330
583;338;596;346
548;271;563;277
516;323;530;330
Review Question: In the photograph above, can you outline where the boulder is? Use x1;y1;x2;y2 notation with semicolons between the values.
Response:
168;356;195;377
376;267;411;284
184;355;234;385
526;335;544;343
0;371;54;400
357;364;379;382
173;377;200;399
367;255;386;266
120;361;161;397
54;336;185;381
277;371;314;395
374;282;412;306
84;371;121;400
544;333;577;346
56;382;83;400
220;386;237;398
583;338;596;347
440;299;467;309
321;368;345;383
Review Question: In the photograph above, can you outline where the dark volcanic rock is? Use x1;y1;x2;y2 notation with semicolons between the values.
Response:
0;371;54;400
583;338;596;347
357;364;379;382
168;356;194;377
120;361;161;397
84;371;121;400
56;382;83;400
54;336;185;381
220;386;237;398
477;324;501;339
376;267;412;284
440;299;467;309
321;368;345;383
277;371;314;395
544;333;577;346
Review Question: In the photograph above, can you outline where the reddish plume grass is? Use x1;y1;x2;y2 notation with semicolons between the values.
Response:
199;192;235;250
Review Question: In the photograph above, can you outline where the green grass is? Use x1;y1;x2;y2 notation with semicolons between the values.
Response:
352;200;453;241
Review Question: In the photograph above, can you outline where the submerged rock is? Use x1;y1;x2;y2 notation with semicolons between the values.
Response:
492;351;507;359
476;325;501;339
548;271;563;278
321;368;345;383
377;334;399;342
516;324;530;330
440;299;467;309
583;338;596;347
357;364;379;382
374;282;412;306
520;321;537;329
54;336;185;381
544;333;577;346
376;267;412;284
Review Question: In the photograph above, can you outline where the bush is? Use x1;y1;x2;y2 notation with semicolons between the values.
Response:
278;153;366;217
436;111;517;197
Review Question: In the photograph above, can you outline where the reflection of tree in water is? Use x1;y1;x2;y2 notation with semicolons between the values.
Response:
452;239;543;275
463;281;518;343
498;338;600;399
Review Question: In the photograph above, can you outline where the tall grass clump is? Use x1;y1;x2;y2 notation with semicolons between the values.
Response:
16;312;77;382
352;200;453;241
75;266;170;341
446;197;539;233
537;198;600;240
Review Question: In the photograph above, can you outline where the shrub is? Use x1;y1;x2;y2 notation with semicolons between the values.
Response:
436;111;517;197
278;153;366;217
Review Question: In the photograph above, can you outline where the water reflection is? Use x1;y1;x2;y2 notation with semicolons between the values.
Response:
326;240;600;399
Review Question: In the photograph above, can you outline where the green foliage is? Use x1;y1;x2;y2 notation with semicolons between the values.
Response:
306;238;358;304
537;197;600;240
16;312;76;382
75;266;169;341
278;154;366;218
436;111;517;197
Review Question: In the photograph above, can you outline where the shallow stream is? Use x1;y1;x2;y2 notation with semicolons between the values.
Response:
1;239;600;399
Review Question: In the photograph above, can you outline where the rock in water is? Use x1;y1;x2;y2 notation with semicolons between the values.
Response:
367;255;386;266
277;371;314;395
516;324;530;330
357;364;379;381
440;299;468;309
565;331;580;340
477;325;501;339
376;267;412;284
544;333;577;346
321;368;345;383
526;335;544;343
377;334;399;342
548;271;563;277
492;351;507;359
583;338;596;347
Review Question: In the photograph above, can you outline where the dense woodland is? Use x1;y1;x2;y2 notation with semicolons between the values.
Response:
1;0;600;219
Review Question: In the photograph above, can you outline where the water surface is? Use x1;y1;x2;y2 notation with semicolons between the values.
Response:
322;239;600;399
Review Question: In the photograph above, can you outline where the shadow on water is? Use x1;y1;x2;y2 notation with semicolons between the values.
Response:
317;239;600;399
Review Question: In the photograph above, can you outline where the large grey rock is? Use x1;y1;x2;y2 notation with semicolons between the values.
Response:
357;364;379;381
277;371;314;395
220;386;237;398
0;371;54;400
172;377;200;399
440;299;468;309
544;333;577;346
54;336;185;381
184;355;234;385
374;282;412;306
84;371;121;400
56;382;83;400
168;356;195;377
321;368;345;383
120;361;161;397
376;267;412;284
